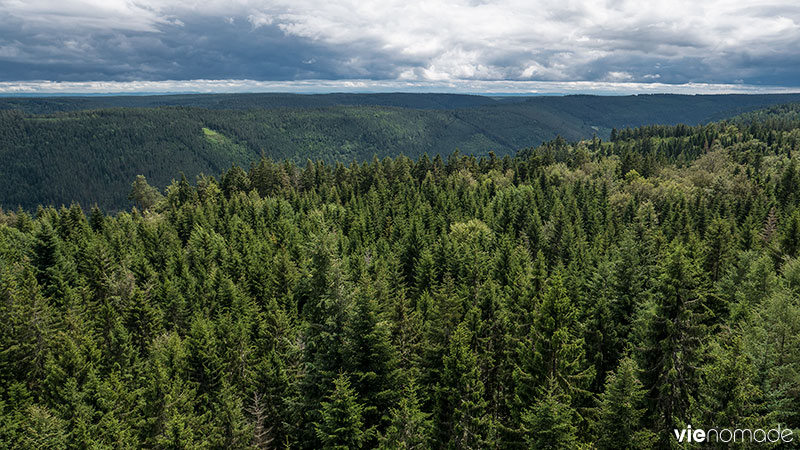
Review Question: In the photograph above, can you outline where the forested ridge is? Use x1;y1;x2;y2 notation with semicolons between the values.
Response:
4;110;800;449
4;93;800;211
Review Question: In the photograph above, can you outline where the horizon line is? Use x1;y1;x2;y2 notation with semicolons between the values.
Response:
2;79;800;96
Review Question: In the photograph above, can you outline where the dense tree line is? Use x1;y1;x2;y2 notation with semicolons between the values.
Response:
5;95;800;212
3;117;800;448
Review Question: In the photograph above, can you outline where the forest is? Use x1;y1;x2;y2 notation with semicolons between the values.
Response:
3;103;800;449
4;93;800;211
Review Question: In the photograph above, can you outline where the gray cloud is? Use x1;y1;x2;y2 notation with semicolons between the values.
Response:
0;0;798;90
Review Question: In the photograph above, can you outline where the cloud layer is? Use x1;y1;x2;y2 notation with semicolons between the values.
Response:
1;0;799;91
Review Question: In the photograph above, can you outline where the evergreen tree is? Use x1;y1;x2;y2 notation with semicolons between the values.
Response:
434;317;494;449
520;380;580;450
514;274;592;411
300;231;351;446
378;380;433;450
638;242;707;445
315;373;367;450
343;277;398;439
19;405;67;450
781;209;800;258
129;175;163;210
694;335;763;440
595;357;655;450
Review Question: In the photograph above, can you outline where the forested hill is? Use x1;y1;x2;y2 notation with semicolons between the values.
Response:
0;92;503;114
2;93;800;211
3;92;800;117
3;116;800;448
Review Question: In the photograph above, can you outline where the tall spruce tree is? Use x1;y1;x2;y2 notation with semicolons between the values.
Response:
638;242;707;445
315;373;367;450
514;274;592;415
434;317;494;449
378;380;433;450
520;380;580;450
595;357;655;450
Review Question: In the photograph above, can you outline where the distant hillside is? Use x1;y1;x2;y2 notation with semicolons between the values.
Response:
0;92;505;114
3;92;800;117
2;93;800;211
728;102;800;127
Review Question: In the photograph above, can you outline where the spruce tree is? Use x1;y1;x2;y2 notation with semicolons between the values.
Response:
595;357;655;450
520;380;580;450
343;277;398;441
514;274;592;413
694;335;763;437
378;380;433;450
434;318;494;449
300;231;351;446
315;373;367;450
638;242;707;444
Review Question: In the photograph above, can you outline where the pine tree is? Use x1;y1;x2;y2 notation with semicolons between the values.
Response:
694;335;763;436
584;256;619;393
343;278;398;439
704;217;736;282
781;209;800;258
520;380;580;450
300;231;351;446
638;242;707;444
213;380;253;450
378;380;433;450
514;274;592;413
221;166;252;198
595;357;655;450
743;287;800;427
434;318;494;449
19;405;67;450
315;373;367;450
141;333;210;450
185;315;224;416
89;205;105;232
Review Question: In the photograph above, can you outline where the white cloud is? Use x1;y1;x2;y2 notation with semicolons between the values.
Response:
232;0;800;82
1;78;798;95
0;0;172;32
247;12;272;28
605;71;634;82
0;0;799;87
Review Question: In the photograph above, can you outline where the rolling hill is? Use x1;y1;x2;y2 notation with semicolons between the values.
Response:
2;92;800;211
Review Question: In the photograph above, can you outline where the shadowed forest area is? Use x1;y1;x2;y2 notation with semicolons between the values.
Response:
3;93;800;211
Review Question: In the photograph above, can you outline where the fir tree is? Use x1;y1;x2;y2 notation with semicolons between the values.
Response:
595;357;655;450
514;274;592;411
315;373;367;450
638;242;707;444
520;380;580;450
378;380;433;450
434;317;494;449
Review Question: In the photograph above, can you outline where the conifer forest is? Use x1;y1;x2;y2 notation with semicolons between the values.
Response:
4;102;800;449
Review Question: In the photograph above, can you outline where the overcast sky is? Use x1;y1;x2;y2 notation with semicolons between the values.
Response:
1;0;799;94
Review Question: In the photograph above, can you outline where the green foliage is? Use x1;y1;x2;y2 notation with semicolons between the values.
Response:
129;175;163;211
315;373;367;450
520;381;580;450
595;357;655;450
378;380;432;450
2;112;800;448
434;317;494;449
514;274;592;411
4;93;800;211
638;242;709;445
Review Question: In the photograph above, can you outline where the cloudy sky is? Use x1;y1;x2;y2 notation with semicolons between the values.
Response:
1;0;799;94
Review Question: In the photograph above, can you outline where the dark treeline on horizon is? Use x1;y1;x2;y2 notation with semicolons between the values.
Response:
4;93;800;212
